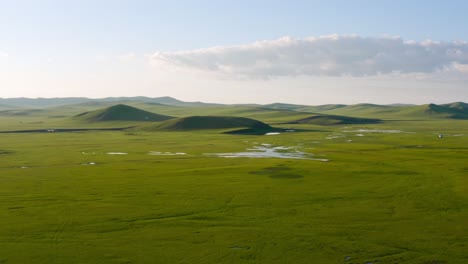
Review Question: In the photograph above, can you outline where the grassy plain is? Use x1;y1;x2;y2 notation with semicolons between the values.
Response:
0;105;467;263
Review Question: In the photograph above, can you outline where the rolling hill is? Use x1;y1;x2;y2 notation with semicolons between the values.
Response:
0;96;221;108
296;104;347;112
262;103;309;111
74;104;174;122
2;96;467;121
443;102;468;112
306;103;468;120
286;114;381;125
311;103;398;116
0;109;45;116
396;103;468;119
0;103;17;110
142;116;272;131
125;105;311;123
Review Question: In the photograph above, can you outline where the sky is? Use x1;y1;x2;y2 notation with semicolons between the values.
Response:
1;0;468;104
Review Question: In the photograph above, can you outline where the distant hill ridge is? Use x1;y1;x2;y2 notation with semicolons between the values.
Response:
0;103;17;110
0;97;466;120
287;114;381;125
299;102;468;120
75;104;173;122
0;96;220;108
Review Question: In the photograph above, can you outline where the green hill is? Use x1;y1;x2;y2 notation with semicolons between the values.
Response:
143;116;272;131
0;109;45;116
318;103;397;116
397;103;468;119
74;104;174;122
286;114;381;125
298;104;347;112
304;102;468;120
443;102;468;112
129;105;311;123
0;96;221;108
0;104;17;110
262;103;308;111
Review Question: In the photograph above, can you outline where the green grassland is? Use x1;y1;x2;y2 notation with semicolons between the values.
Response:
0;101;467;263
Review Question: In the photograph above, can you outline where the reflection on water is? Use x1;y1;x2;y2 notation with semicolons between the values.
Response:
148;151;186;156
207;145;328;161
344;129;403;133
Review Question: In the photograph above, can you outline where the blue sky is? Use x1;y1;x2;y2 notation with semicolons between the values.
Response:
1;0;468;103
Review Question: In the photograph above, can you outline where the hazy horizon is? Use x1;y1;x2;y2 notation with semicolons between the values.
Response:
1;1;467;104
0;95;466;107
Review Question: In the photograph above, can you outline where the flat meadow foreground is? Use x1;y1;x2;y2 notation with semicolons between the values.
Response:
4;2;468;262
1;117;467;263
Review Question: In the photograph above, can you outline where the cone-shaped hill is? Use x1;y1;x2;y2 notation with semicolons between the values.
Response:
74;104;174;122
141;116;272;131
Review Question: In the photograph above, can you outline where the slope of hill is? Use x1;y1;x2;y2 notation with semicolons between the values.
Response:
318;103;397;116
286;114;381;125
0;103;17;110
74;104;174;122
297;104;347;112
396;103;468;119
262;103;308;111
0;96;221;108
308;102;468;120
125;105;311;123
0;97;91;108
443;102;468;112
2;96;467;121
142;116;272;131
94;96;222;107
0;109;45;116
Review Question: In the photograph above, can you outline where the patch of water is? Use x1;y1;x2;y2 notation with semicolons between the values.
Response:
345;129;404;133
206;145;329;161
148;151;186;156
107;152;128;155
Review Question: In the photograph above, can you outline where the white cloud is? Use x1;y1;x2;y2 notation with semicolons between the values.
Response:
150;35;468;78
95;55;108;62
451;62;468;73
0;52;9;58
118;52;136;62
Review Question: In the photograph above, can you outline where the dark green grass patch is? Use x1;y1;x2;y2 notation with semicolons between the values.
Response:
250;165;305;179
0;149;14;155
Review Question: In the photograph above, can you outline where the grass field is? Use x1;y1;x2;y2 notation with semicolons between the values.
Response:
0;102;467;263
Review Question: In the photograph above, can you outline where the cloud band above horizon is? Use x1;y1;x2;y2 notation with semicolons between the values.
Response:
150;35;468;78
